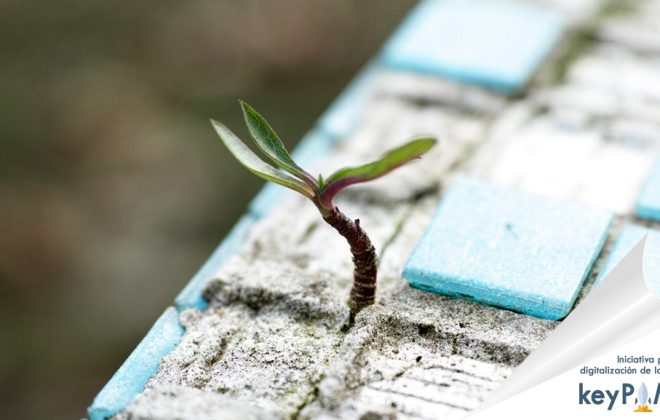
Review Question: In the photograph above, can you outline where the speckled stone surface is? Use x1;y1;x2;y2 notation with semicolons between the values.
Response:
118;277;554;420
403;176;613;320
636;158;660;221
115;385;274;420
381;0;564;93
597;224;660;297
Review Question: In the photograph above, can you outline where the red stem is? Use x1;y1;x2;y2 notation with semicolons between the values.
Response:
316;202;378;320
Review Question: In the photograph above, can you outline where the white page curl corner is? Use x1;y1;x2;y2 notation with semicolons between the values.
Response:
471;234;660;416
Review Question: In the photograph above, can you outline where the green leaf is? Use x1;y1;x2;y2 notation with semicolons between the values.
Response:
320;137;436;203
211;119;315;198
239;101;315;186
326;137;436;185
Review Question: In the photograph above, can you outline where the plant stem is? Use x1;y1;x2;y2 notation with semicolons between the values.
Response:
318;205;378;322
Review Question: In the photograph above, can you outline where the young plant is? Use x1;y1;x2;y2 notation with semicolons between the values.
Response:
212;101;436;321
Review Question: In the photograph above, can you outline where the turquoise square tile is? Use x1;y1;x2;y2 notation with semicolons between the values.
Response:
249;183;287;220
381;0;564;94
636;158;660;222
597;224;660;297
88;307;183;420
403;177;612;320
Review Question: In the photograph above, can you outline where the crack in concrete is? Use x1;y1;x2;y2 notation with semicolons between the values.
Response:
291;375;323;420
377;184;441;270
365;385;471;412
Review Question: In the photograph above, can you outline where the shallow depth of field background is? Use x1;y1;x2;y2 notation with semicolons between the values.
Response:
0;1;416;418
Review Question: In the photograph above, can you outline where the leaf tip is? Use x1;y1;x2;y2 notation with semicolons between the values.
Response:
420;136;438;147
238;99;254;115
413;137;438;156
209;118;225;131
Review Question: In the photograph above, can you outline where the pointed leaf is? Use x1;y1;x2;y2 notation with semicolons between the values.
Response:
211;119;314;198
240;101;315;186
321;138;436;202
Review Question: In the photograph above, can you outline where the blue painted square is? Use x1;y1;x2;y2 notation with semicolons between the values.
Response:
249;183;287;220
403;177;612;320
88;307;183;420
381;0;564;94
597;224;660;297
636;158;660;222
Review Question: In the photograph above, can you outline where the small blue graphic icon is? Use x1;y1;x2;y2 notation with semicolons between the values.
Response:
634;382;652;412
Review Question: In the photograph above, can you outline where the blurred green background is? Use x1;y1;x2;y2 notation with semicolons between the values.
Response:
0;0;416;418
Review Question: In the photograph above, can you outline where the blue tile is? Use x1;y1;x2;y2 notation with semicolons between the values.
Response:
597;224;660;296
249;129;333;218
175;216;255;310
88;307;183;420
317;63;379;140
249;183;287;220
403;177;612;320
636;158;660;222
381;0;564;94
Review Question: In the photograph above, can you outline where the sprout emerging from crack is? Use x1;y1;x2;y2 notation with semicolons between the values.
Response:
212;101;436;321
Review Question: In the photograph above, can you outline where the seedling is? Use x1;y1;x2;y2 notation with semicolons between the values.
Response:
212;101;436;321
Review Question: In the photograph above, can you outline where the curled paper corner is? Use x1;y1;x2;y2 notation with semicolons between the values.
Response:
471;234;660;416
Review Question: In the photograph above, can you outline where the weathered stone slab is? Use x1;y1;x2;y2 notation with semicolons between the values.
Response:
228;191;413;297
127;306;345;419
469;109;658;213
598;0;660;54
300;292;554;419
539;46;660;127
204;256;350;322
376;71;509;116
523;0;605;26
116;385;274;420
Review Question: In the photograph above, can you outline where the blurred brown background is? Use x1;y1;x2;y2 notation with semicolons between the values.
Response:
0;1;416;418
